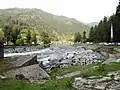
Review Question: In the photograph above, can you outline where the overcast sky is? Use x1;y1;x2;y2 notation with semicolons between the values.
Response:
0;0;119;23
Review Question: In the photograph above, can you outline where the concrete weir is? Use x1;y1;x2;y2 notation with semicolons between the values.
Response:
3;55;50;82
4;64;50;82
8;55;38;68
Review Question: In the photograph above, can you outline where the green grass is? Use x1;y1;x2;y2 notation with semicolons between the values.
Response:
81;62;120;78
0;78;74;90
0;63;96;90
50;64;96;78
1;60;120;90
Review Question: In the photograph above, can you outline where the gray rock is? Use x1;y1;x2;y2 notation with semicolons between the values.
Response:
116;58;120;62
100;51;109;58
0;75;7;79
72;74;120;90
4;64;50;82
56;71;81;80
102;58;117;64
109;54;116;58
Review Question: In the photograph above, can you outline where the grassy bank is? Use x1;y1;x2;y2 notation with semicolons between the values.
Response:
0;78;74;90
81;62;120;77
0;59;120;90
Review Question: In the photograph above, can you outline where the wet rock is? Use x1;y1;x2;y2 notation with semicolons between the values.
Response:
102;58;117;64
94;83;106;90
109;54;116;58
116;58;120;62
100;51;109;58
0;75;7;79
115;53;120;58
114;48;120;53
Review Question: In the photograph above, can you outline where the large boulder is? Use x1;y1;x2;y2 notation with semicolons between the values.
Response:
4;64;50;82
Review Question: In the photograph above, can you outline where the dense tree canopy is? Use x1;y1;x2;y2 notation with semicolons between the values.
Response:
41;31;51;47
74;32;82;43
89;0;120;43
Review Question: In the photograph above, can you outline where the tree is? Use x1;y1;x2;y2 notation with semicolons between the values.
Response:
41;31;51;47
116;0;120;16
89;26;94;42
26;30;31;45
0;30;4;42
88;1;120;43
2;24;12;45
10;25;21;46
74;32;82;43
32;31;37;45
83;31;86;43
2;18;28;46
88;17;110;43
113;0;120;42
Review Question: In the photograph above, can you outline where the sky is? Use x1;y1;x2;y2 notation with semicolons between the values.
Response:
0;0;119;23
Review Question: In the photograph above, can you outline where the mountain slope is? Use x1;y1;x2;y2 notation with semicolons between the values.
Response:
0;8;90;34
87;22;98;28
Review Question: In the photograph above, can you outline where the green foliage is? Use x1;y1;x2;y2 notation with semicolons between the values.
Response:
74;32;82;43
97;64;105;72
0;30;4;42
81;62;120;78
2;18;28;46
0;8;89;41
88;17;110;43
32;31;37;45
26;29;31;45
50;64;96;77
0;8;90;45
0;78;73;90
41;31;51;47
89;1;120;43
10;25;21;45
2;24;12;45
83;31;86;43
16;38;25;46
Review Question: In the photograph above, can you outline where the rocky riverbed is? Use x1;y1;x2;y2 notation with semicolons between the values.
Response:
4;44;120;70
4;44;106;69
3;44;120;89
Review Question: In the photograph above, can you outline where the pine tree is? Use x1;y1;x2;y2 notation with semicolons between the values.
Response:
113;0;120;42
83;31;86;43
116;0;120;16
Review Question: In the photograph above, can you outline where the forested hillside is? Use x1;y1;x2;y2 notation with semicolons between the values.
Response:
89;0;120;43
0;8;89;33
0;8;90;45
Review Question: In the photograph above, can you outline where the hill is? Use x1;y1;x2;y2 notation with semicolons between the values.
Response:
0;8;89;34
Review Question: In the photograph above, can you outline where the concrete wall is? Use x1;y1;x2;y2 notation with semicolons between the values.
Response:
22;55;38;67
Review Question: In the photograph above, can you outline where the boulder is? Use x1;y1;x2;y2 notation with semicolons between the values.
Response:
102;58;117;64
100;51;109;58
0;75;7;79
116;58;120;62
4;64;50;82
